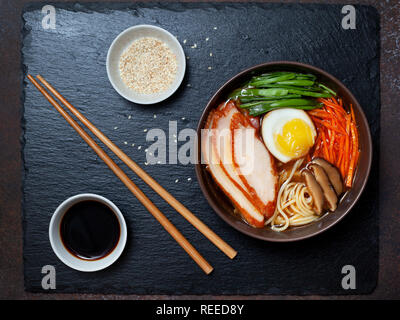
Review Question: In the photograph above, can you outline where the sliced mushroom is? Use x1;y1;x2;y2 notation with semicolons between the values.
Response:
302;169;325;215
312;158;343;195
309;164;338;211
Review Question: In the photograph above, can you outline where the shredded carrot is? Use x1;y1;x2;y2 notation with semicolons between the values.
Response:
319;99;347;116
321;130;330;161
308;110;334;119
350;104;356;122
343;115;351;176
308;97;360;188
337;146;343;170
310;116;347;135
336;135;344;173
329;131;336;164
345;122;359;187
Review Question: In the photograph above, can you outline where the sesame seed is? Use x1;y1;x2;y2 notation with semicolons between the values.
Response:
187;84;191;87
114;126;118;130
206;37;209;41
143;129;148;132
119;37;178;94
181;117;186;120
144;162;148;166
210;53;213;57
138;146;142;150
208;66;212;70
131;143;135;147
190;43;197;49
124;141;128;145
175;179;179;183
183;39;187;44
153;114;157;119
128;115;132;119
188;177;192;181
213;27;217;30
145;149;148;152
186;56;190;60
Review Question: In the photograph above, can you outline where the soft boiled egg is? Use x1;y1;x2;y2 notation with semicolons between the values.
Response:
261;108;316;163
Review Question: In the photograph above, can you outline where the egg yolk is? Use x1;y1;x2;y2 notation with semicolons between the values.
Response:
275;118;314;159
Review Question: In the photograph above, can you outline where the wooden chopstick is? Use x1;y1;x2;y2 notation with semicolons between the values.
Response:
27;74;213;275
36;74;237;260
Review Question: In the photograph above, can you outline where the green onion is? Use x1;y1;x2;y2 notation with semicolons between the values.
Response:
294;73;317;81
239;94;301;103
229;71;334;116
239;88;289;97
284;89;332;98
248;103;322;116
253;84;322;91
275;79;315;86
318;83;337;96
249;73;296;86
240;98;318;109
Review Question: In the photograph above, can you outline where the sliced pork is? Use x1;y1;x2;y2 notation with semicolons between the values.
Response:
231;112;278;217
201;100;278;227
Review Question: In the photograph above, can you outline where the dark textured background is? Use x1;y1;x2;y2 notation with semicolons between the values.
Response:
21;2;379;295
0;0;399;300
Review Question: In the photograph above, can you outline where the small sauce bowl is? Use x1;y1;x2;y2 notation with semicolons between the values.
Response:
106;24;186;105
49;193;127;271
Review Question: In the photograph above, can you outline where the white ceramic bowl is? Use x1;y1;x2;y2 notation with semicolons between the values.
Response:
106;24;186;104
49;194;127;272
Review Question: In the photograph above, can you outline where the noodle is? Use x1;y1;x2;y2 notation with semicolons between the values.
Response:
265;158;320;231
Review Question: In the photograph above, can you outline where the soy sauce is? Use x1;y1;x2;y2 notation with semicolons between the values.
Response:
60;200;120;260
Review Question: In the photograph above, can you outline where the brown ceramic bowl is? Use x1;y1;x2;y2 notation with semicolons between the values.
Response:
195;61;372;242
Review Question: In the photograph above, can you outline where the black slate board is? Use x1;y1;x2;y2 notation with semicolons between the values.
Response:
21;2;380;295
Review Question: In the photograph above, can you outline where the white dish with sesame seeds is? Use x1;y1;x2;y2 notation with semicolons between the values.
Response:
106;25;186;105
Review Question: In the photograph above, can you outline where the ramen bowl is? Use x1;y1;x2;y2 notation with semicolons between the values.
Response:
195;61;372;242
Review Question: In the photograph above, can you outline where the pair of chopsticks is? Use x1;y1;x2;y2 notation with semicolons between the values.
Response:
27;74;237;274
